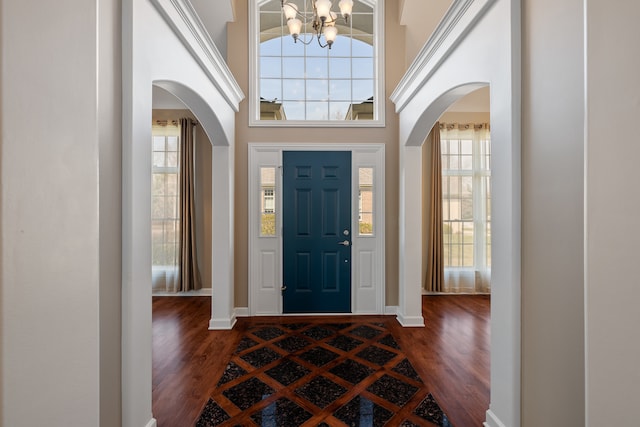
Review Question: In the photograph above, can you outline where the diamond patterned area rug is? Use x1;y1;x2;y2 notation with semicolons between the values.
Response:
195;321;452;426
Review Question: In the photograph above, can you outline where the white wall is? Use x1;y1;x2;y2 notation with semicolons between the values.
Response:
585;2;640;425
1;0;116;425
190;0;234;59
99;0;123;425
399;0;453;67
521;0;585;425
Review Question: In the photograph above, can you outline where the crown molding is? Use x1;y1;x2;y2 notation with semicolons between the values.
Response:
390;0;495;113
359;0;377;8
151;0;245;111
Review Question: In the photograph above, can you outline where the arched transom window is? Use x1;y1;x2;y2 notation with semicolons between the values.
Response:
249;0;384;126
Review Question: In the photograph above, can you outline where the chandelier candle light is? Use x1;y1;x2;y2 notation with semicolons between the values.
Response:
282;0;354;49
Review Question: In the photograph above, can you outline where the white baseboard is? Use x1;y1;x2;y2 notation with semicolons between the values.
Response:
209;314;237;330
484;409;507;427
384;305;398;315
145;418;157;427
235;307;249;317
396;312;425;327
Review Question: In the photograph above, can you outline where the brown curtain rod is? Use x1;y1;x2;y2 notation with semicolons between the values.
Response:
154;119;199;126
439;122;490;131
154;119;178;127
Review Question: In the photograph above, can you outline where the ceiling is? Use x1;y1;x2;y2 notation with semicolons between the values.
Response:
152;86;188;109
447;86;490;112
190;0;235;59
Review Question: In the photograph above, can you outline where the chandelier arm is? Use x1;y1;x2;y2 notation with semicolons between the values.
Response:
282;1;308;22
295;33;314;45
281;0;336;49
282;0;319;21
316;35;329;49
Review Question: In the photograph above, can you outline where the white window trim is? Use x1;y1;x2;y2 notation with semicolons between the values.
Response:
441;133;491;270
248;143;386;316
248;0;386;128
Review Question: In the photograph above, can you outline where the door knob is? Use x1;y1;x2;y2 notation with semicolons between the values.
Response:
338;240;350;246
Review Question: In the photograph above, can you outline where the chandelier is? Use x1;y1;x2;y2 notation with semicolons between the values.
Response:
281;0;354;49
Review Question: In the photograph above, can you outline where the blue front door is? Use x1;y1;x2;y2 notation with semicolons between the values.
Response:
282;151;352;313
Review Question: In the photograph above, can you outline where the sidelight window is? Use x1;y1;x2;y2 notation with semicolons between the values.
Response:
260;167;277;236
358;167;374;235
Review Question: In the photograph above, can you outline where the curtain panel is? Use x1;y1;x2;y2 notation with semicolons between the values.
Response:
425;122;444;292
178;118;202;292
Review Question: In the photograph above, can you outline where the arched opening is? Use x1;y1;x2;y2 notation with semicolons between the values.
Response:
398;80;520;426
422;86;491;295
150;80;235;331
150;86;216;421
392;2;521;425
122;77;238;427
150;85;213;297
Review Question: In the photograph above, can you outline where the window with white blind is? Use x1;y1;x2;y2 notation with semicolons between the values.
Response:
151;125;180;273
441;125;491;275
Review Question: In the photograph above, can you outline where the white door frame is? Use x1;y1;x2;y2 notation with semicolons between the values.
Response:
248;143;386;316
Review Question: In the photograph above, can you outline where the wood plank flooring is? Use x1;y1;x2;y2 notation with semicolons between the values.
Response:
152;295;490;426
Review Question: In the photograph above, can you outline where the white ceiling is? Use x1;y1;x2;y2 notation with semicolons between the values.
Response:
152;86;187;109
446;86;490;112
399;0;453;45
190;0;235;59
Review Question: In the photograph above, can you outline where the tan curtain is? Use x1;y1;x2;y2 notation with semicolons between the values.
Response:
178;118;202;291
426;122;444;292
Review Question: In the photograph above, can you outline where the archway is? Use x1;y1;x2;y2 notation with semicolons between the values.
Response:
153;80;236;330
121;2;243;426
391;0;521;425
122;78;237;427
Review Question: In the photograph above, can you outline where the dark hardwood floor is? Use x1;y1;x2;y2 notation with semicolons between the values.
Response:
152;295;490;426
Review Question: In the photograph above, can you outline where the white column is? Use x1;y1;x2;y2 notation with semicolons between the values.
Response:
210;144;236;329
397;145;425;327
121;78;155;427
585;2;640;426
2;0;102;425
